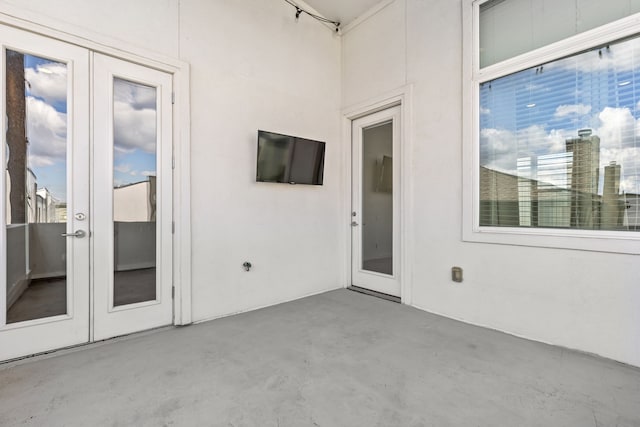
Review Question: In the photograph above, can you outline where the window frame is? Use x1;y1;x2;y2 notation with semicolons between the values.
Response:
462;0;640;254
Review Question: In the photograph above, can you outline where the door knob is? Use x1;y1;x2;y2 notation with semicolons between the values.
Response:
61;230;86;238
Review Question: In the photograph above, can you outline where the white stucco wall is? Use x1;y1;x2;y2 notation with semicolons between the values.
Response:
342;0;640;367
179;0;342;321
0;0;179;58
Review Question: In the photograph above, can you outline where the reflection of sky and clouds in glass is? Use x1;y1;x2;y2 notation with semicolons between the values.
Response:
24;55;157;201
113;78;157;188
25;55;68;201
480;36;640;194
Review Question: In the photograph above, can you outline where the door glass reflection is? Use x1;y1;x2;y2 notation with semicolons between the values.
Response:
5;51;68;323
112;78;157;306
361;122;393;275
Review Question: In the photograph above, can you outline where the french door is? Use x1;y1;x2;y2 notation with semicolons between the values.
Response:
92;53;173;341
0;26;173;361
351;106;401;297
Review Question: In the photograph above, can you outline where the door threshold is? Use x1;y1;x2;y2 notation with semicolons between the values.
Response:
347;286;400;303
0;325;174;368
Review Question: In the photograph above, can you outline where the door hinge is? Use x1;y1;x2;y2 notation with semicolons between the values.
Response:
171;92;175;105
172;286;175;299
172;155;175;169
172;221;175;234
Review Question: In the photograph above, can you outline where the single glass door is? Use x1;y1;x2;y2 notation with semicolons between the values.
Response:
351;106;401;297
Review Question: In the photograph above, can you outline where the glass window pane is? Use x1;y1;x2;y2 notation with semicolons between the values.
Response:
480;0;637;67
6;51;68;323
362;122;393;275
479;36;640;232
112;78;157;306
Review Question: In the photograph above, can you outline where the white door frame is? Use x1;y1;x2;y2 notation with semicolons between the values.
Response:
342;86;413;305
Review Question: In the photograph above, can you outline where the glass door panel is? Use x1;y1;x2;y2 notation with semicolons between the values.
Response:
5;50;69;323
92;53;173;341
361;122;393;276
112;78;157;307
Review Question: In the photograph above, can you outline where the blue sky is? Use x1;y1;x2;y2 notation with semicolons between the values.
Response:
23;54;157;202
480;36;640;194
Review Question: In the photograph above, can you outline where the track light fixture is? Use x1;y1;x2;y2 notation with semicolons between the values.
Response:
283;0;341;32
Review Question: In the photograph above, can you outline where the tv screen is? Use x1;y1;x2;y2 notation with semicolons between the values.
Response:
256;130;325;185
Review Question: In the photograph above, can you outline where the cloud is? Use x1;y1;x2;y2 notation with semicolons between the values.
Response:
113;79;157;153
114;164;140;176
554;104;592;118
113;100;157;153
517;125;567;155
480;128;515;170
26;96;67;167
25;62;67;105
114;79;156;110
596;107;637;150
141;170;156;177
480;125;568;173
480;107;491;115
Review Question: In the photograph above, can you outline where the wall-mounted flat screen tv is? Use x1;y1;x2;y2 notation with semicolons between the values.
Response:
256;130;325;185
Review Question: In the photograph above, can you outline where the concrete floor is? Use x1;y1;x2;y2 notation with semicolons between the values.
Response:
1;289;639;426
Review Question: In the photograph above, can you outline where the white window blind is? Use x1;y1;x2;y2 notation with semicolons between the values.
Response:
479;35;640;231
480;0;640;68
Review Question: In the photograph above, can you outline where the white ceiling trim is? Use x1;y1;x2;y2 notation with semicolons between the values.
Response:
302;0;396;31
338;0;398;34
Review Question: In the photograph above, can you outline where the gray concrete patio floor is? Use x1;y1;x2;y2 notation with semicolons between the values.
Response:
1;289;639;426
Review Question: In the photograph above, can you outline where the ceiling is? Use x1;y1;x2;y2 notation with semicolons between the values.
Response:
303;0;385;27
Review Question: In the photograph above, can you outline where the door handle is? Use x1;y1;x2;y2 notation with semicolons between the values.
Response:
351;221;359;227
61;230;86;238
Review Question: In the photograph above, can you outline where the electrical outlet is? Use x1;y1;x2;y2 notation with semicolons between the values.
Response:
452;266;463;283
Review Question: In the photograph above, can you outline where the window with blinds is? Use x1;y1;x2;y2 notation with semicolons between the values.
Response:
479;35;640;231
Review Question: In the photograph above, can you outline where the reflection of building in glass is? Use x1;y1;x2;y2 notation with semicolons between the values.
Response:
516;153;572;228
480;130;634;232
623;193;640;230
566;129;600;228
602;161;623;229
536;153;572;228
479;166;520;226
516;157;535;226
113;176;157;222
